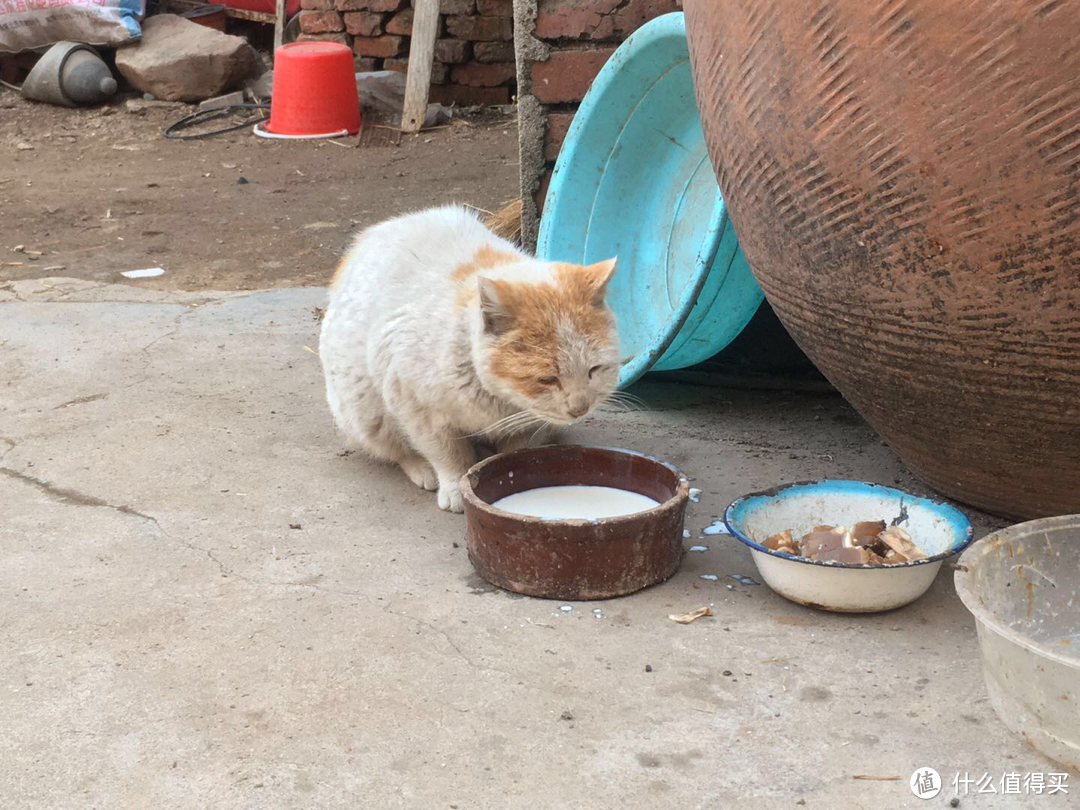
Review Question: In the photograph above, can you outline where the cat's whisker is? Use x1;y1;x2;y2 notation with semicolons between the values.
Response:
498;413;546;438
609;391;648;409
467;410;549;441
600;391;647;414
518;416;550;440
595;398;628;411
467;411;530;438
484;415;523;436
526;422;548;447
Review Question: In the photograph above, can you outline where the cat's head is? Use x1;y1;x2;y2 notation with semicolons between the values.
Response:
475;259;620;425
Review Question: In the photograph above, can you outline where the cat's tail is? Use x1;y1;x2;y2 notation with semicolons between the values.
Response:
482;198;522;245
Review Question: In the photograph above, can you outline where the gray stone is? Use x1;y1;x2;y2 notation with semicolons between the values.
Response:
115;15;258;102
198;90;246;110
124;97;188;114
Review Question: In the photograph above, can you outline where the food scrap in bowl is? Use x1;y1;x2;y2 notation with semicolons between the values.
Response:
763;521;928;565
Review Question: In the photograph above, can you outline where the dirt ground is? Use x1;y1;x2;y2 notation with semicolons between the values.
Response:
0;88;519;291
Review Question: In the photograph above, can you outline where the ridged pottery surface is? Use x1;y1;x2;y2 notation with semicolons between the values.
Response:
684;1;1080;519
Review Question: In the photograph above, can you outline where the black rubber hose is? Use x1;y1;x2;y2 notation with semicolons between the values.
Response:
162;103;270;140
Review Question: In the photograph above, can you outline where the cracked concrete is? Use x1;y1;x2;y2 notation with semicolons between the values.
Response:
0;466;158;523
1;279;1061;809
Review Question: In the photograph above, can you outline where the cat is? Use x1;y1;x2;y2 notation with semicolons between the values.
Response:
319;205;621;513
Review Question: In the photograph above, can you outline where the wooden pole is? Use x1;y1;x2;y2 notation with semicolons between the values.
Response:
273;0;286;51
400;0;439;133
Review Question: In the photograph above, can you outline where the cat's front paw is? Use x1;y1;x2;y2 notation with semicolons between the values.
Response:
437;482;464;513
400;456;438;491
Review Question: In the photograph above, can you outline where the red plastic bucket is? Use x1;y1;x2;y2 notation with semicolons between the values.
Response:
256;42;361;139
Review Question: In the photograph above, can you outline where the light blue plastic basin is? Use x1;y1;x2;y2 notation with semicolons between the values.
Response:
536;12;763;388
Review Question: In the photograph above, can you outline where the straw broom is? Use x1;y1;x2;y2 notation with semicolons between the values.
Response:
481;198;523;245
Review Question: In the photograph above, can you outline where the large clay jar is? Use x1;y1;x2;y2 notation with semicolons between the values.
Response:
685;1;1080;519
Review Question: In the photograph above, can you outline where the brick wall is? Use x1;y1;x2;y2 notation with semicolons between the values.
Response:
297;0;516;107
513;0;682;248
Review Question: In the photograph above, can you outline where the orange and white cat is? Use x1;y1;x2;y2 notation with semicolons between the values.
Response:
319;205;620;512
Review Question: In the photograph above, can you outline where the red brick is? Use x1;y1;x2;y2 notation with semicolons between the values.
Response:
429;84;510;106
336;0;401;11
413;0;474;12
451;61;515;87
384;8;413;34
297;32;351;45
299;10;345;33
434;38;471;63
343;11;383;35
544;112;573;161
445;14;512;40
353;56;380;71
535;0;682;40
473;40;513;62
476;0;511;15
384;57;449;83
530;48;614;103
352;34;406;57
300;0;334;10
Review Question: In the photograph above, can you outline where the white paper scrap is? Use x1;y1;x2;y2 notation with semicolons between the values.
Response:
121;268;165;279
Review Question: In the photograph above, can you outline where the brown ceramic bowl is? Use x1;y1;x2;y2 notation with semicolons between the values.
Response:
461;445;690;600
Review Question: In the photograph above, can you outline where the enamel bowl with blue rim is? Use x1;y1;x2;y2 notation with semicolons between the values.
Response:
724;480;973;613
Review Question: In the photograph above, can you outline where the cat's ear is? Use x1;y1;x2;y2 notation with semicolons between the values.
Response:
477;277;515;335
585;257;617;306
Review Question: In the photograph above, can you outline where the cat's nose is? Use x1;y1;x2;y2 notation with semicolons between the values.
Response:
567;394;589;418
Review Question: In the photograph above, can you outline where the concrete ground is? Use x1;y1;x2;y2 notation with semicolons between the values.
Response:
1;278;1069;810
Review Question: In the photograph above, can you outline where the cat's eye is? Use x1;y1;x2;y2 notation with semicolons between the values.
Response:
538;376;559;386
588;365;605;379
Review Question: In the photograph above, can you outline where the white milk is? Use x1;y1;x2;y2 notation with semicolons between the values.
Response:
491;485;660;519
